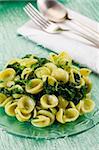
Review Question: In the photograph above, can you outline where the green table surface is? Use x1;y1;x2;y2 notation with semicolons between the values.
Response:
0;0;99;150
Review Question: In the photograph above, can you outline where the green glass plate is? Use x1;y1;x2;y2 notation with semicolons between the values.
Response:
0;46;99;139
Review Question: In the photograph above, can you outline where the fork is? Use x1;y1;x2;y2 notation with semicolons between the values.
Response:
24;3;99;47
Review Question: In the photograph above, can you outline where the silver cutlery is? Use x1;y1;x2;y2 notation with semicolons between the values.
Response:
24;3;70;34
37;0;99;37
24;3;99;47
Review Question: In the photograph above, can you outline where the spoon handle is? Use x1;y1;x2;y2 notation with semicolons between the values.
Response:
63;21;99;47
71;30;99;48
70;19;99;37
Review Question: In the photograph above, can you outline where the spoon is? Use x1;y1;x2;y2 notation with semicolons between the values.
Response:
37;0;99;37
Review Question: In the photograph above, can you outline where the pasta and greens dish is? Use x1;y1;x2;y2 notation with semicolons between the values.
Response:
0;52;95;127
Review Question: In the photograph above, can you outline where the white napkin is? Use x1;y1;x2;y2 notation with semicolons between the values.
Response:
17;8;99;74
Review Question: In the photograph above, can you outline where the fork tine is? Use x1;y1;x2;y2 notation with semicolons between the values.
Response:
25;3;49;27
28;3;50;25
24;5;48;28
24;7;44;28
24;6;48;28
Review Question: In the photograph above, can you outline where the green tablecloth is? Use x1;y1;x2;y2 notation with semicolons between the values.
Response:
0;0;99;149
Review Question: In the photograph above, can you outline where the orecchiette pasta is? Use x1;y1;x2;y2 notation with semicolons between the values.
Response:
63;108;79;122
34;67;51;78
31;109;55;127
25;79;43;94
5;58;22;67
56;108;65;123
38;109;55;125
0;96;13;107
15;107;31;122
40;94;58;109
0;68;16;81
0;93;7;106
36;105;43;111
5;101;17;116
56;52;72;69
69;101;76;108
0;52;95;127
49;52;72;69
83;76;92;93
42;75;57;86
80;68;91;76
0;68;16;87
31;115;50;127
20;58;38;68
76;98;95;115
51;68;69;83
21;68;32;79
32;108;37;118
80;99;95;114
56;108;79;123
49;108;57;115
57;52;72;63
76;100;83;114
17;96;35;114
49;53;58;64
12;94;23;99
69;68;81;84
44;63;57;73
58;96;69;109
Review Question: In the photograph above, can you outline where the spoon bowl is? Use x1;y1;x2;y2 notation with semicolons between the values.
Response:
37;0;69;22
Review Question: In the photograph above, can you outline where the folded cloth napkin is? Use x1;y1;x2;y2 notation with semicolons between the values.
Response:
17;8;99;74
